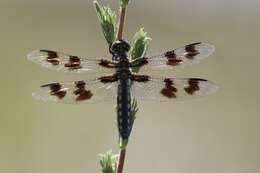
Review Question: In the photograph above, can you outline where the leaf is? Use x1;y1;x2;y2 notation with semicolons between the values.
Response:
99;150;117;173
130;28;151;72
130;28;151;60
94;1;117;46
130;98;138;126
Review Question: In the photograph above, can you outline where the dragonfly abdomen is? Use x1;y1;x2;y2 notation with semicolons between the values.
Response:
117;72;131;139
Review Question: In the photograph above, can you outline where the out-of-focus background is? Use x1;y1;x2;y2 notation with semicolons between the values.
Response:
0;0;259;173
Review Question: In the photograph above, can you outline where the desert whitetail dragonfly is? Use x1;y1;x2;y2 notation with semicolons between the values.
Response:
27;40;218;139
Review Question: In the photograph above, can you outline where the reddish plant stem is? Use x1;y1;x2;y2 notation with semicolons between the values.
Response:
117;149;126;173
117;7;126;40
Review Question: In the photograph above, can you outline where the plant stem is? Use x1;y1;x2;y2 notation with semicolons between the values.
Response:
117;7;126;40
117;149;126;173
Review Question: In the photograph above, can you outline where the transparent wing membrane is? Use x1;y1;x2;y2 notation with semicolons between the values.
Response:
32;78;117;104
131;42;215;71
131;76;218;101
27;50;117;74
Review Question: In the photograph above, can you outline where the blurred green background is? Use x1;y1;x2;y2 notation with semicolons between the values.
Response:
0;0;259;173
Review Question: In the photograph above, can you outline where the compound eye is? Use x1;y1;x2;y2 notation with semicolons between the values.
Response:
110;41;120;53
123;42;131;52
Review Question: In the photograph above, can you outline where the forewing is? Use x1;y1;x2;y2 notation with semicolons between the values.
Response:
130;42;215;71
131;75;218;101
32;75;118;104
27;50;117;73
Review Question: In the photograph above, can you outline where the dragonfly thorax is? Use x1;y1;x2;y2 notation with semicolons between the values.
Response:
110;40;130;61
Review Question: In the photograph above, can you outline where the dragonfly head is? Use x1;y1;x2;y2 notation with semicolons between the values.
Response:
110;40;130;60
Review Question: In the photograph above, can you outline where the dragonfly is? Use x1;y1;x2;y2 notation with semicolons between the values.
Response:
27;40;218;139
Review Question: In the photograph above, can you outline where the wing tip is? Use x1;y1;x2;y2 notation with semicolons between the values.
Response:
26;50;41;61
201;79;219;95
200;42;216;55
32;87;48;101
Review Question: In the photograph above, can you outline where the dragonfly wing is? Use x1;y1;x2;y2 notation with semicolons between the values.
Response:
32;75;118;104
27;50;117;74
131;75;218;101
130;42;215;71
